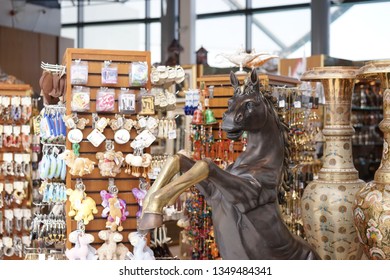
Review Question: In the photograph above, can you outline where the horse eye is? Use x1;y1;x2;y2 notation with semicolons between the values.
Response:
246;101;254;111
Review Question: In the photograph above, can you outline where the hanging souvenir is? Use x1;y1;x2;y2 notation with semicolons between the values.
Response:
109;115;133;145
130;129;156;150
96;140;124;177
118;88;136;114
129;61;148;87
96;88;115;112
59;149;95;177
70;59;89;85
137;88;155;115
100;179;128;232
86;113;108;147
101;61;118;85
125;150;152;178
131;179;149;218
71;86;90;112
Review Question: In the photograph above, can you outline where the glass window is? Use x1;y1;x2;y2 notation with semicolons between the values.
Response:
61;27;78;48
196;16;245;67
196;0;246;14
252;25;281;54
84;24;146;51
150;0;161;18
150;22;162;64
252;0;310;9
84;1;145;22
61;3;77;24
330;2;390;61
252;8;310;51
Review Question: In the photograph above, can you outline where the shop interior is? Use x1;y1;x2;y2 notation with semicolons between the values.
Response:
0;0;390;261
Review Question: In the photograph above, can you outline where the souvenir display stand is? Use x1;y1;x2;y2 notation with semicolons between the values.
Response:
62;48;151;249
0;84;33;259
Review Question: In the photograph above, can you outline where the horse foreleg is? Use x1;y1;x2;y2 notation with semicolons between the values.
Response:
139;160;209;231
142;155;181;215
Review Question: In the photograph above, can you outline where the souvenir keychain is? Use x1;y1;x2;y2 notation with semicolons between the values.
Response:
71;86;90;112
63;113;88;155
129;61;148;87
131;178;149;218
109;115;133;145
100;178;128;232
96;87;115;112
124;149;152;178
96;140;124;177
118;88;136;114
70;59;89;85
87;113;108;147
101;61;118;85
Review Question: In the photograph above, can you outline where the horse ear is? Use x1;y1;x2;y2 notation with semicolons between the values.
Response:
250;69;258;85
230;71;239;88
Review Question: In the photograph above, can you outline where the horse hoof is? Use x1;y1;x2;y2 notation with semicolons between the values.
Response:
138;213;163;231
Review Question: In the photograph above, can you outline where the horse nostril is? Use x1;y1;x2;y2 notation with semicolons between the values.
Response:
235;113;243;123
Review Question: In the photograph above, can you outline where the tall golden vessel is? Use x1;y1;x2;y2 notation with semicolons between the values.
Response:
301;67;365;260
354;61;390;260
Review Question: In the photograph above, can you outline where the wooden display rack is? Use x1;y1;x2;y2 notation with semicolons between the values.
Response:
0;84;33;259
62;48;151;249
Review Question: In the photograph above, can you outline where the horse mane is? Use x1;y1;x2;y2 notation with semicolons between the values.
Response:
259;87;291;192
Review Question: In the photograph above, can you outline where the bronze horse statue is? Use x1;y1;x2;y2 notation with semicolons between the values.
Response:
139;70;320;260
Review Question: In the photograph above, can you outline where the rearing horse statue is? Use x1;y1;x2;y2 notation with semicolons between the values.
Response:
139;70;320;260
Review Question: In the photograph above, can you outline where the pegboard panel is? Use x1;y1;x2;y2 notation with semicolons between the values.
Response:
62;48;151;249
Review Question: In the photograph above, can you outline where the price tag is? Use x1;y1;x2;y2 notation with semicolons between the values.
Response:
5;183;13;194
146;117;158;130
23;153;31;163
14;153;23;164
3;153;13;162
14;181;24;191
2;97;10;107
21;97;32;106
135;129;156;148
278;99;285;108
13;126;21;136
138;117;147;128
22;125;31;135
11;96;21;106
3;125;12;136
65;117;76;129
294;101;302;108
153;167;161;176
87;128;106;147
168;130;177;139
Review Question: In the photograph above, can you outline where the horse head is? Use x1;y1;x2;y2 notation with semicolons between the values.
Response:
222;69;268;140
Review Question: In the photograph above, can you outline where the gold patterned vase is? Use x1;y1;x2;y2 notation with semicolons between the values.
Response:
354;61;390;260
300;67;365;260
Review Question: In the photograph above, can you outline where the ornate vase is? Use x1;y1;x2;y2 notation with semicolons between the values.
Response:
300;67;365;260
353;61;390;260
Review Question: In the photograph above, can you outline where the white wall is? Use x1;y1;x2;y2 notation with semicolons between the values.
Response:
0;0;61;36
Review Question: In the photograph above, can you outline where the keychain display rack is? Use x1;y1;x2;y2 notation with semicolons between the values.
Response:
0;84;33;260
62;48;151;249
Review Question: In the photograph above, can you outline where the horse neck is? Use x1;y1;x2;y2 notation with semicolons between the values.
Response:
237;117;284;169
